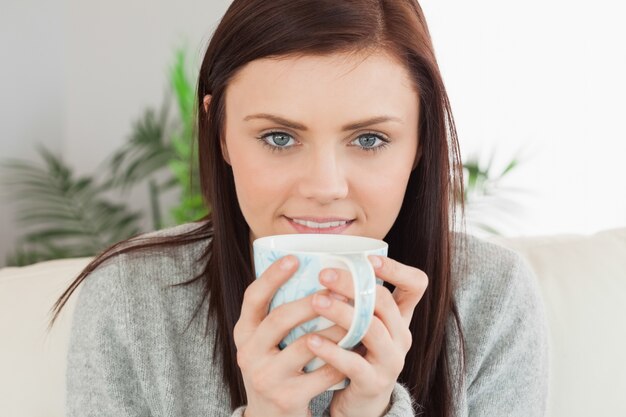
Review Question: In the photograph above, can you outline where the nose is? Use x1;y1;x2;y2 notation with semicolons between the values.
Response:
297;147;349;204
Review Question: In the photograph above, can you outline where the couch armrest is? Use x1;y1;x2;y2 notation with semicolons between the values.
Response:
487;228;626;417
0;257;94;417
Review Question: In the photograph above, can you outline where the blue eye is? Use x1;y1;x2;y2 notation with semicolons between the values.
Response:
256;131;391;154
355;133;390;152
257;131;296;152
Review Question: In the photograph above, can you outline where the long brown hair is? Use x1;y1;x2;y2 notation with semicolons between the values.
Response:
50;1;467;415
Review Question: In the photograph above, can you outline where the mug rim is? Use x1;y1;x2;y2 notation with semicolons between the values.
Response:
253;233;388;254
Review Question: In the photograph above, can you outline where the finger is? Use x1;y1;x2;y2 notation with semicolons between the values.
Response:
295;362;348;399
278;325;348;373
252;288;330;353
311;292;394;356
321;261;415;351
314;324;348;344
303;334;373;388
318;268;354;302
319;261;422;337
318;268;407;348
372;284;412;349
367;255;428;326
236;255;299;342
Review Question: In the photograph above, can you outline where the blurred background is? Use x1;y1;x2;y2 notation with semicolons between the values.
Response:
1;0;625;267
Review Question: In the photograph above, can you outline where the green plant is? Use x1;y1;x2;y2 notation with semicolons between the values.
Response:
459;149;531;236
101;48;208;229
1;47;208;266
102;97;177;230
1;146;143;266
167;49;207;224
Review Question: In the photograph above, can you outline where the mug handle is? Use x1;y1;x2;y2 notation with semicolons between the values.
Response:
303;253;380;390
319;253;381;349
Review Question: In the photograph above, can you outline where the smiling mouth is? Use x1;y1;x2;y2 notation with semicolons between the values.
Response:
284;216;355;233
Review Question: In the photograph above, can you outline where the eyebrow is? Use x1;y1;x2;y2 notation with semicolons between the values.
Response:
243;113;402;131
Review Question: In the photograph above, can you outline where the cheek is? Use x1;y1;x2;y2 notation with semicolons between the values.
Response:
361;147;413;191
361;165;410;208
354;153;412;233
230;151;290;212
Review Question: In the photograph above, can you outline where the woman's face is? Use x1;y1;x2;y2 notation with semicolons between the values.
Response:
216;51;420;242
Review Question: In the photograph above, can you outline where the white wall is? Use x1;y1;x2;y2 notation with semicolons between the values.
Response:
1;0;625;266
0;0;65;266
0;0;231;267
63;0;230;176
421;0;626;236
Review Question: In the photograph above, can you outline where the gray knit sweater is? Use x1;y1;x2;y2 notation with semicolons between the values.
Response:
66;222;549;416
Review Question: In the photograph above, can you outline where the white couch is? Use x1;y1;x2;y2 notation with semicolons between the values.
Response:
1;228;625;417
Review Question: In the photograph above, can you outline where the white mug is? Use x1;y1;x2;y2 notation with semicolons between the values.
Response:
253;233;388;390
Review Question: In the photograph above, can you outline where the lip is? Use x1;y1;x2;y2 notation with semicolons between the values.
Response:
284;216;355;234
286;215;354;222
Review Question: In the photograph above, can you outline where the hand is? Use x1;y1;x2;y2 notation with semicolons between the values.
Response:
306;255;428;417
234;255;351;417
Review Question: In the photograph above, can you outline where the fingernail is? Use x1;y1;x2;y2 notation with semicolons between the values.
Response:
314;294;332;308
368;255;382;269
280;256;296;270
321;269;337;283
309;334;322;347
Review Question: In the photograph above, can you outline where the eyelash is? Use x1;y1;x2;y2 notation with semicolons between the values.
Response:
256;130;391;154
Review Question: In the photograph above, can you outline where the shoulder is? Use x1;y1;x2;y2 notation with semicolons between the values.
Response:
448;232;548;380
450;232;539;314
68;222;218;385
130;220;208;240
118;221;211;284
76;221;211;322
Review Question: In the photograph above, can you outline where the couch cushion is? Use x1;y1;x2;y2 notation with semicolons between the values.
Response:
488;228;626;417
2;228;625;417
0;257;93;417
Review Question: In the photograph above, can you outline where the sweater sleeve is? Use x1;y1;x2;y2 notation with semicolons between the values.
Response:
231;381;416;417
230;406;246;416
380;382;417;416
66;257;151;416
465;253;550;416
320;382;417;417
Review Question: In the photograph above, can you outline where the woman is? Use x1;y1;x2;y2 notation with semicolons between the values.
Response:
50;1;549;416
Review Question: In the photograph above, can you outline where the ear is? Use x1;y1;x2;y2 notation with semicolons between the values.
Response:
203;94;211;113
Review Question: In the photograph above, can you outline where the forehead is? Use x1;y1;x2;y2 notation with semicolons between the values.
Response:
225;51;418;125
